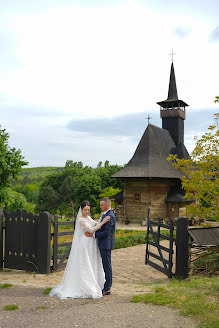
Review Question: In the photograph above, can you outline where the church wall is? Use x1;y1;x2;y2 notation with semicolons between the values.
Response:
123;178;178;223
166;202;179;219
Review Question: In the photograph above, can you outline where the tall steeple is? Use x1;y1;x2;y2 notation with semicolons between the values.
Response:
157;62;189;146
168;62;178;100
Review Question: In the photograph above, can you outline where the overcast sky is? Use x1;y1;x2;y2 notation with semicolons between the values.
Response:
0;0;218;167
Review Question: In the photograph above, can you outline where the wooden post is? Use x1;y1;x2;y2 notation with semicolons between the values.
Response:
175;216;189;280
52;214;58;272
157;215;161;245
145;208;150;264
0;210;4;271
37;212;51;274
168;219;174;278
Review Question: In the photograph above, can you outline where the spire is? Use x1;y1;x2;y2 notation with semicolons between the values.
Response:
157;60;189;146
157;61;188;109
167;63;178;100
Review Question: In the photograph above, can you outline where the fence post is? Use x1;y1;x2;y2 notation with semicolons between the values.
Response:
145;207;150;264
157;215;161;245
168;219;174;279
37;211;51;274
52;214;58;272
0;210;4;271
175;216;189;280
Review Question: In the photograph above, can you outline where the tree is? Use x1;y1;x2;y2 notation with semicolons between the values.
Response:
0;125;28;205
37;185;59;213
75;174;102;208
58;175;77;216
167;110;219;221
7;188;35;212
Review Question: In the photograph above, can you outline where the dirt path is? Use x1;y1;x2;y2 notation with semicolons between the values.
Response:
0;243;197;328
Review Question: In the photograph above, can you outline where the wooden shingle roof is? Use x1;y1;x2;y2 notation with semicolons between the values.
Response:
111;123;189;179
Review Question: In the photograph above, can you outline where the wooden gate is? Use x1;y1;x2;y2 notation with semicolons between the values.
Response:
51;215;75;271
145;208;174;278
0;209;51;273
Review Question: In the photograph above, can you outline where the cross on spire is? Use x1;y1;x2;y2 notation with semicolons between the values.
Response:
147;113;152;125
169;49;176;62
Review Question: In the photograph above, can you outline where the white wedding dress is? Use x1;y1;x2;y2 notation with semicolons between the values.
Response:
49;207;105;299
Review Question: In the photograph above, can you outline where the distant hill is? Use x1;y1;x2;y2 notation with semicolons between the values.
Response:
11;167;64;185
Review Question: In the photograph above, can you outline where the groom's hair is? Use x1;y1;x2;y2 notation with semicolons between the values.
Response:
100;197;111;204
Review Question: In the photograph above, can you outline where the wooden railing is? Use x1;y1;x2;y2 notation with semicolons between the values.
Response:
51;215;75;271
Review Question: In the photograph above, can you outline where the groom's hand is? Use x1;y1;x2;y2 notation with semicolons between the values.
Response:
85;232;93;237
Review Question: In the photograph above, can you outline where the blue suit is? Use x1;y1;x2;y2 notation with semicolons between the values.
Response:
95;209;116;291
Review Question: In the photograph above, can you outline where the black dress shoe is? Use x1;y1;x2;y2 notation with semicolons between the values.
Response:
102;290;111;296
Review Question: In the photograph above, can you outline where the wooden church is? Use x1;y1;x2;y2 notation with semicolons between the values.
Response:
111;62;194;224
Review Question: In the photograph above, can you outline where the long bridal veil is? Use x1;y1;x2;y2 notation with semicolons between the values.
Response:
49;207;83;299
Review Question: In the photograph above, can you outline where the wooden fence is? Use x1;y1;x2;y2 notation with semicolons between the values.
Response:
145;208;174;278
51;215;75;272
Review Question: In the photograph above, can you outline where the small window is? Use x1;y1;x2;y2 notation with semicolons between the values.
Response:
134;193;140;201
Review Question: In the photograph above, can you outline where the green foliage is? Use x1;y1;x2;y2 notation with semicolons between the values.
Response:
6;188;35;212
36;160;124;214
13;181;40;203
114;229;176;249
6;159;124;214
0;283;13;288
43;287;52;294
11;166;64;185
167;112;219;221
3;304;19;310
131;276;219;328
115;233;146;249
0;125;28;204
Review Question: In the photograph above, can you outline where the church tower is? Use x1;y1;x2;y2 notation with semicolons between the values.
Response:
157;62;189;147
111;60;194;223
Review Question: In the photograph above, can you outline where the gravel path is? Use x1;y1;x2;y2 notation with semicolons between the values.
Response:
0;243;197;328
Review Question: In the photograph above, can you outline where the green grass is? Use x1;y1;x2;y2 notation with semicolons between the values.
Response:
3;304;19;311
43;287;52;294
0;283;13;289
36;305;47;310
131;276;219;328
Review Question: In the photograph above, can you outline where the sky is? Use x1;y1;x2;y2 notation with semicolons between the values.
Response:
0;0;218;167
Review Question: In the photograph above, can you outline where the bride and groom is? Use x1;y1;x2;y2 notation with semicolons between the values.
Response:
49;197;116;299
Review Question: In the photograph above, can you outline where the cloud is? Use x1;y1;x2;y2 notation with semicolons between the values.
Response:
66;112;151;138
209;26;219;42
0;2;218;167
66;107;216;140
174;26;191;39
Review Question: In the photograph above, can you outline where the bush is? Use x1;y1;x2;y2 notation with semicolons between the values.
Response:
115;233;146;249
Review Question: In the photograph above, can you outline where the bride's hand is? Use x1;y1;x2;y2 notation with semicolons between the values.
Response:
102;215;110;224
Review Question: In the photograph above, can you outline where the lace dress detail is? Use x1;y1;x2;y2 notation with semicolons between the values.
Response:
49;215;105;299
79;216;102;233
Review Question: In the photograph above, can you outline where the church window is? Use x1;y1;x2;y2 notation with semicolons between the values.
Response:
134;193;140;201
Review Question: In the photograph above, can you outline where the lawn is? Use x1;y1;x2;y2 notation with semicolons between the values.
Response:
131;276;219;328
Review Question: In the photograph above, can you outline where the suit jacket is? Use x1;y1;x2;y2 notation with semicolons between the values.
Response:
95;209;116;250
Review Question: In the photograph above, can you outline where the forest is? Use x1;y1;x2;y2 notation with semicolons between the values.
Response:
6;160;124;216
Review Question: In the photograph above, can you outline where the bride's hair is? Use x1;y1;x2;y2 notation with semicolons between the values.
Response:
81;200;90;209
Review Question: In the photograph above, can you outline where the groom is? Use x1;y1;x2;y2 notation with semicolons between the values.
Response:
85;197;116;296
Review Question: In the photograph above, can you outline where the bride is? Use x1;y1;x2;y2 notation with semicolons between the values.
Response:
49;200;110;299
